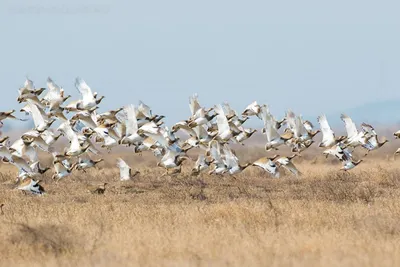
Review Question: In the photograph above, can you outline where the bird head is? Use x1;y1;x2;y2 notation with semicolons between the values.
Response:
0;136;9;144
47;118;57;127
268;155;280;161
312;129;321;137
249;128;257;135
265;143;273;151
96;96;105;104
380;137;389;145
63;95;72;102
240;162;252;169
94;159;104;165
40;167;51;174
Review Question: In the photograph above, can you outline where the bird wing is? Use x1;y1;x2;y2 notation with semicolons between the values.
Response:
194;154;205;169
317;114;335;143
177;122;197;137
294;115;307;138
58;121;79;142
24;78;35;91
30;161;41;173
138;101;152;118
267;160;279;176
44;77;61;101
303;120;314;133
160;149;178;167
123;104;138;135
26;101;46;128
113;122;126;139
276;157;289;165
22;130;41;138
341;147;353;162
281;161;299;176
10;139;24;155
253;157;267;168
11;155;33;173
189;94;201;117
40;130;54;144
222;145;238;169
139;122;159;135
54;161;68;174
223;102;236;117
61;159;72;169
361;122;377;136
146;130;169;149
264;113;280;142
213;104;224;115
215;105;230;135
208;140;223;164
90;110;99;126
0;146;12;161
75;78;96;104
117;158;131;180
285;110;298;136
216;114;230;135
32;136;52;152
340;114;358;139
23;146;39;162
69;135;82;152
244;101;258;113
365;135;378;148
254;158;278;175
194;125;208;140
193;108;205;120
260;105;269;128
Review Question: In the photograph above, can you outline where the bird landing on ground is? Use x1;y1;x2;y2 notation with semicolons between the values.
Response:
16;178;45;195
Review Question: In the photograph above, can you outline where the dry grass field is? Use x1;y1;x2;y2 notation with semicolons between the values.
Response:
1;146;400;267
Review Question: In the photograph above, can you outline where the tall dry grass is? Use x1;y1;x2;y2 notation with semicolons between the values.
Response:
1;146;400;266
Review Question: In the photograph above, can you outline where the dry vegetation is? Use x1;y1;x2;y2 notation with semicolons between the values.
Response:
1;146;400;267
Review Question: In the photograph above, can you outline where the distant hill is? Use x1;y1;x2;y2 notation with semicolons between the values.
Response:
301;99;400;128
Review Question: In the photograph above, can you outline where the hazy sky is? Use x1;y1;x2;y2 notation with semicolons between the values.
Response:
1;0;400;125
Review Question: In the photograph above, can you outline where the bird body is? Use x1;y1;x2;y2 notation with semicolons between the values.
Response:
17;178;45;195
341;159;363;171
75;158;104;171
252;155;280;178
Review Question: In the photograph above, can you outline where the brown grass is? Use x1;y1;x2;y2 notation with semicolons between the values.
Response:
1;146;400;267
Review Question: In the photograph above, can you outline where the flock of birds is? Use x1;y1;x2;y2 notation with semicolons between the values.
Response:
0;77;398;195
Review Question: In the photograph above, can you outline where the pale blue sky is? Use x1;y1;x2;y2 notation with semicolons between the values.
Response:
1;0;400;125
